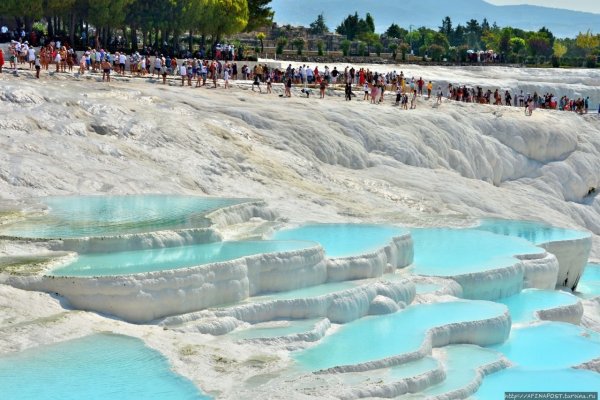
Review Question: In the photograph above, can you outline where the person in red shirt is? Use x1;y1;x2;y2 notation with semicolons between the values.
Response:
0;48;4;73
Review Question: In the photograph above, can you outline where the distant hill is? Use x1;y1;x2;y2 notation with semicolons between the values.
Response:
269;0;600;38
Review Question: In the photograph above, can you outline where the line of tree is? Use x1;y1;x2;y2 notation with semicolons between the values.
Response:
312;12;599;67
0;0;274;54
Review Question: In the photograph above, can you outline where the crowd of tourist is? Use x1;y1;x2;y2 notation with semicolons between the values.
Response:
0;40;598;116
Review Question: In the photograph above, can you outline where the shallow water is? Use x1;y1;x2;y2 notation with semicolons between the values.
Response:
497;289;579;324
490;322;600;369
476;218;590;244
475;368;600;399
51;240;314;276
400;345;502;399
0;333;208;400
272;223;408;258
0;195;248;239
577;263;600;299
294;300;507;371
410;228;543;276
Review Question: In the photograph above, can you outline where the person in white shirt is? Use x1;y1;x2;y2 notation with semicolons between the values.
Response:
119;53;126;75
27;47;35;69
180;62;187;86
154;56;162;77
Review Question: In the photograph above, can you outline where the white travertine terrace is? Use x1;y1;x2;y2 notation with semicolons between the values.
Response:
539;236;593;290
2;59;600;399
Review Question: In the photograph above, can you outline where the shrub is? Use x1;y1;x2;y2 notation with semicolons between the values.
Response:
317;40;324;56
340;39;351;56
276;37;287;55
585;55;597;68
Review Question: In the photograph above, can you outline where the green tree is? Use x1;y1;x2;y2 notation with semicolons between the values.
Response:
538;26;555;48
309;13;328;35
457;44;469;62
481;18;490;33
256;32;265;53
276;36;287;55
388;42;398;59
439;16;452;39
425;31;449;51
340;39;351;56
465;19;481;49
509;37;527;61
357;41;366;56
405;30;421;54
427;44;445;61
498;28;512;55
365;13;375;33
399;42;410;60
316;39;325;56
0;0;44;32
527;32;551;59
88;0;134;48
576;30;600;56
452;24;465;47
374;42;383;56
292;37;305;55
336;12;372;41
203;0;249;44
551;41;567;67
481;30;499;50
245;0;273;32
358;31;379;55
553;41;567;58
385;23;405;39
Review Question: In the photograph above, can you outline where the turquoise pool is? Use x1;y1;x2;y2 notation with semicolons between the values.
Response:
0;334;208;400
497;289;580;324
51;240;315;276
272;224;408;258
577;263;600;299
0;195;249;239
410;228;543;276
400;345;503;399
476;219;590;245
490;322;600;369
475;368;600;399
294;300;507;371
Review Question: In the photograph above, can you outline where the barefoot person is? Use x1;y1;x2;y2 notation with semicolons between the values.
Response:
252;74;261;93
101;58;111;82
34;55;41;78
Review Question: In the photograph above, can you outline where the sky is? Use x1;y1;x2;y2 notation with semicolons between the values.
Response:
485;0;600;14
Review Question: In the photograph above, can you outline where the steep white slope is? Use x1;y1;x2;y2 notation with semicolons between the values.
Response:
1;71;599;248
1;65;600;398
